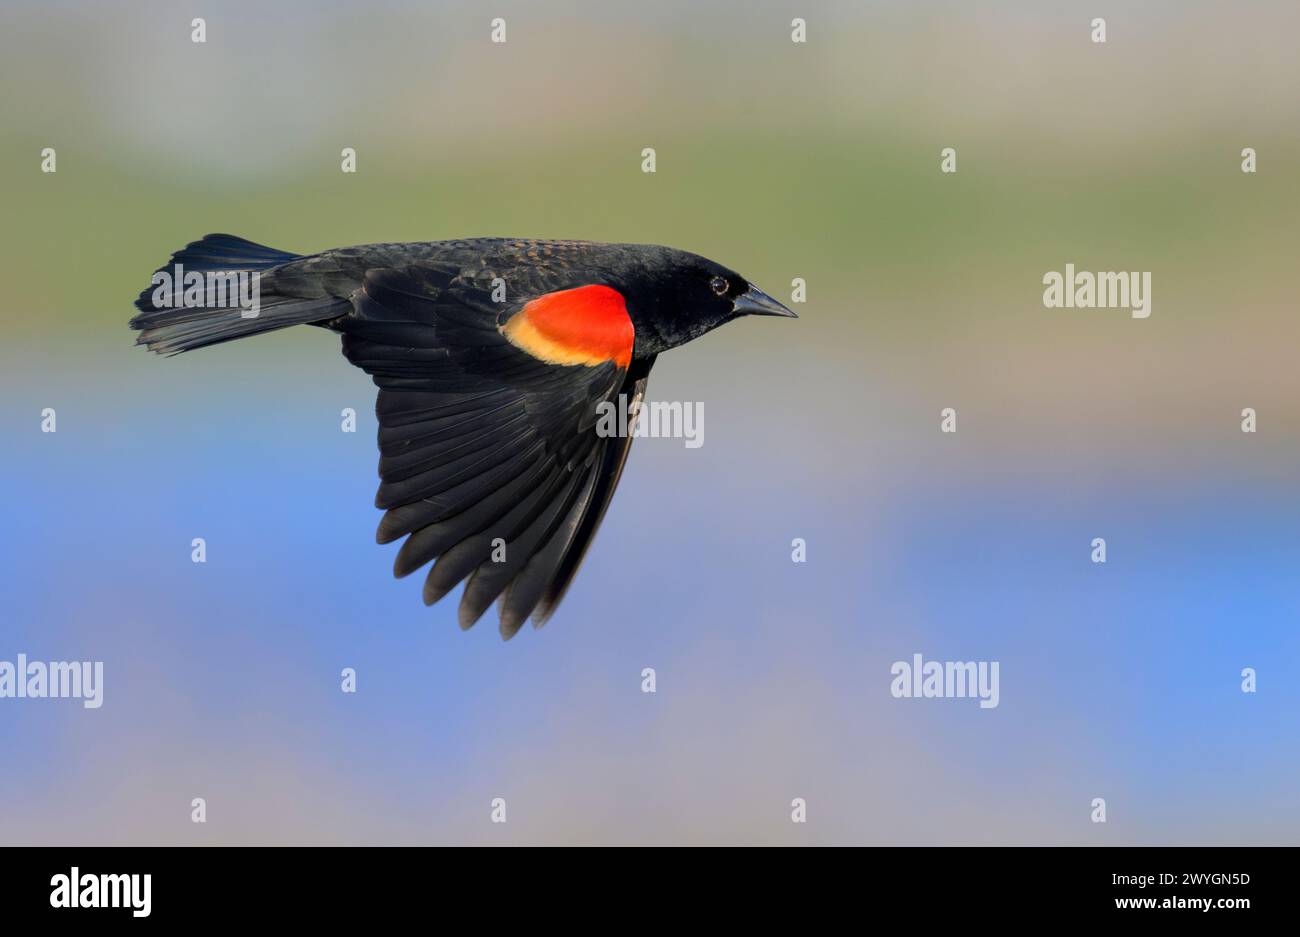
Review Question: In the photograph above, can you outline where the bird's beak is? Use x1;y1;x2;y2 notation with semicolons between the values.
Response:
732;284;798;318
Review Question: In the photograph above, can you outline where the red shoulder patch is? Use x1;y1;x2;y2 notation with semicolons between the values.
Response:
502;285;634;369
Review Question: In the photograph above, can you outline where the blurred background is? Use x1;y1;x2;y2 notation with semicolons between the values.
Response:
1;0;1298;845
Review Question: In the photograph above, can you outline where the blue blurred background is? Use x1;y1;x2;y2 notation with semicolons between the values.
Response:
1;0;1298;844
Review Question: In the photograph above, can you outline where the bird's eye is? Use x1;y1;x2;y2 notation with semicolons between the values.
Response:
709;276;728;296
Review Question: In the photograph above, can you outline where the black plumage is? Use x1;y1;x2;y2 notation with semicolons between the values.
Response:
130;234;794;637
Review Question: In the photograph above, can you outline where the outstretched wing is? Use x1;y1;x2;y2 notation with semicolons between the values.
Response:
336;263;653;638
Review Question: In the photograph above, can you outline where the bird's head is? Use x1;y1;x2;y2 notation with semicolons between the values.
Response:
604;244;797;357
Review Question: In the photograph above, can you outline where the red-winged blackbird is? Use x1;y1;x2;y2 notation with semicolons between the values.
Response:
131;234;795;638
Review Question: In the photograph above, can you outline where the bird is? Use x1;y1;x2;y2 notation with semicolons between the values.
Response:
130;234;796;638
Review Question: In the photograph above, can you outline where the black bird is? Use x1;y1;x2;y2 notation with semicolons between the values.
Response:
131;234;796;638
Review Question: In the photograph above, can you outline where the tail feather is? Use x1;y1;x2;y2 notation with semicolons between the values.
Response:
130;233;344;355
159;233;300;271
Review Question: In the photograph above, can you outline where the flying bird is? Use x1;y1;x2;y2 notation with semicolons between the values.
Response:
130;235;796;638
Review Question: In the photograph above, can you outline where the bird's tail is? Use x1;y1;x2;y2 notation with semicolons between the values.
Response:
130;233;342;355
